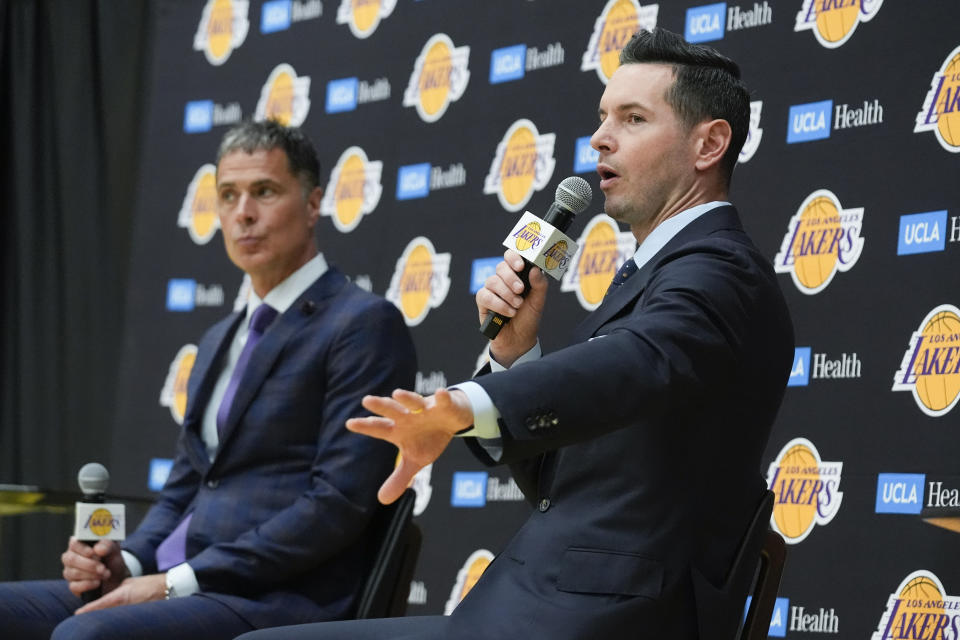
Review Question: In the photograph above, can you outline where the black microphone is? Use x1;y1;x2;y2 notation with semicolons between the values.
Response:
75;463;125;603
480;176;593;339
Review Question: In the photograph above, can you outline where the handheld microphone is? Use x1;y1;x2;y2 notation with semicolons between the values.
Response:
75;463;126;603
479;176;592;339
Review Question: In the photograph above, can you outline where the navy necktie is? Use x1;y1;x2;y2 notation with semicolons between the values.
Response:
605;259;639;298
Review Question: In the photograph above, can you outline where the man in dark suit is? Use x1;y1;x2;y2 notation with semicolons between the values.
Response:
0;120;417;639
240;29;793;640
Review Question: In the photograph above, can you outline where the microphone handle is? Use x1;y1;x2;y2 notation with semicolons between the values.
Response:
479;260;533;339
80;543;103;603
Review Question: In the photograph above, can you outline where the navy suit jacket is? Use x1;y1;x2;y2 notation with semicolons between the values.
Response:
456;207;793;640
123;267;417;629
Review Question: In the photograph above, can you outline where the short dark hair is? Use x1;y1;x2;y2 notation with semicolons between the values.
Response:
619;28;750;186
216;120;321;195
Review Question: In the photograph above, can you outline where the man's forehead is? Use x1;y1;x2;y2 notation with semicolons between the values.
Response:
600;63;675;107
216;147;291;183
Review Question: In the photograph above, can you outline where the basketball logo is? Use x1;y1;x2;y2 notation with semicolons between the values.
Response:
581;0;659;84
543;240;569;271
915;45;960;153
483;119;556;213
177;165;220;245
320;147;383;233
386;237;451;326
86;508;118;537
159;344;198;425
795;0;883;49
193;0;249;66
871;571;955;640
444;549;494;615
766;437;843;544
561;214;635;311
774;189;865;295
513;221;543;252
739;101;764;164
254;63;311;127
892;304;960;417
402;33;471;123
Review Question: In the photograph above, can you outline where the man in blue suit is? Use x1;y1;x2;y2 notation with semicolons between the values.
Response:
241;29;793;640
0;120;417;639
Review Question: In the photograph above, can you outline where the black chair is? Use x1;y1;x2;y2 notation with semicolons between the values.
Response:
354;488;423;619
733;490;787;640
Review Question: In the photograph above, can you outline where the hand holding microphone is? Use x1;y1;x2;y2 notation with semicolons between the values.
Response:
66;463;127;602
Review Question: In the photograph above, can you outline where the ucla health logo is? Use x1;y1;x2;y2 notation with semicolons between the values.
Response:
573;136;599;174
335;0;395;39
320;147;382;233
897;210;948;255
385;237;451;326
451;471;487;508
561;214;635;311
685;3;726;42
739;101;763;163
766;437;843;544
260;0;321;33
875;473;925;514
787;100;832;143
892;304;960;417
194;0;249;65
254;63;310;126
396;162;466;200
159;344;198;425
177;165;220;244
469;257;501;294
483;119;556;213
915;45;960;153
795;0;882;49
489;42;565;84
403;33;470;123
581;0;659;84
872;571;959;640
774;189;864;294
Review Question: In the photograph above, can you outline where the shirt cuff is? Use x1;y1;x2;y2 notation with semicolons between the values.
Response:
121;550;142;577
489;340;542;372
165;562;200;597
452;381;502;439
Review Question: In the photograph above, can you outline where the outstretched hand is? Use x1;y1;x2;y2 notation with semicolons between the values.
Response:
347;388;474;504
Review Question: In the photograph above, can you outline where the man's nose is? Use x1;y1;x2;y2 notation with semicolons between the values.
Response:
590;122;614;153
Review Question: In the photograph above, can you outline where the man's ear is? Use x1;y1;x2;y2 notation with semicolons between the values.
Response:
693;119;732;172
306;186;323;227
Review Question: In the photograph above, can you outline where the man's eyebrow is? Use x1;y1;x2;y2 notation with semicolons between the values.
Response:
598;101;650;118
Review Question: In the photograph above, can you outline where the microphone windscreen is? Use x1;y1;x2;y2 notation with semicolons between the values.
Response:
78;462;110;496
555;176;592;215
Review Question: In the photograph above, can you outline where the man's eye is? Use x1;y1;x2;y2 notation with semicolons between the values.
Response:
630;114;645;124
257;187;276;198
219;191;235;202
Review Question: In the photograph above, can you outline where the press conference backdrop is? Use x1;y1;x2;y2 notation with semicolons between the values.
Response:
111;1;960;636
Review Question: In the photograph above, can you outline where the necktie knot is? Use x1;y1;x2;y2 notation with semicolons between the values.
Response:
249;304;278;335
605;259;638;297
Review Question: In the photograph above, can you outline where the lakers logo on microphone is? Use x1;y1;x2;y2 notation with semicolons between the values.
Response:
194;0;250;66
178;165;220;245
871;571;959;640
336;0;396;39
483;119;556;213
794;0;883;49
386;237;451;326
892;304;960;417
581;0;659;84
561;214;636;311
403;33;470;123
766;437;843;544
254;63;311;127
774;189;865;295
320;147;383;233
159;344;198;425
915;45;960;153
444;549;494;615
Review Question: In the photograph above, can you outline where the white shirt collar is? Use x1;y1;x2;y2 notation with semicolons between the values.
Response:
244;252;328;325
632;201;730;270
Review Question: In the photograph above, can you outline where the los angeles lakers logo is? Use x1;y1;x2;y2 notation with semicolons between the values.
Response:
402;33;470;123
444;549;494;615
254;63;311;127
739;101;764;164
513;221;544;252
483;119;556;213
892;304;960;417
385;237;451;326
872;571;958;640
193;0;250;66
774;189;865;295
85;508;120;536
581;0;659;85
794;0;883;49
336;0;397;39
159;344;198;425
543;240;569;271
561;214;636;311
177;165;220;245
915;45;960;153
319;147;383;233
766;437;843;544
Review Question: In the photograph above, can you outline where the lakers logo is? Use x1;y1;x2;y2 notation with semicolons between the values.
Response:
177;165;220;245
513;221;543;252
915;45;960;153
320;147;383;233
385;237;451;326
581;0;659;84
543;240;569;271
402;33;470;123
336;0;397;39
483;119;556;213
766;437;843;544
193;0;250;66
739;101;764;164
794;0;883;49
774;189;865;295
892;304;960;417
254;63;311;127
159;344;198;425
443;549;494;615
561;214;635;311
85;508;119;536
872;571;958;640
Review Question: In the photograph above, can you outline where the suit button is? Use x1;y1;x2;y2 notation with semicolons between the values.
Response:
206;479;219;489
538;498;551;512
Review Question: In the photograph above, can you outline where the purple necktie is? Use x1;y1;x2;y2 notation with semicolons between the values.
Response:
155;304;278;571
605;259;639;297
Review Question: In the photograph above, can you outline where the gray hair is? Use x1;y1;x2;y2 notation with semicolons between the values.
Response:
216;120;321;195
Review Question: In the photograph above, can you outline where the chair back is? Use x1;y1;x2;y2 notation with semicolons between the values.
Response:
735;490;787;640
